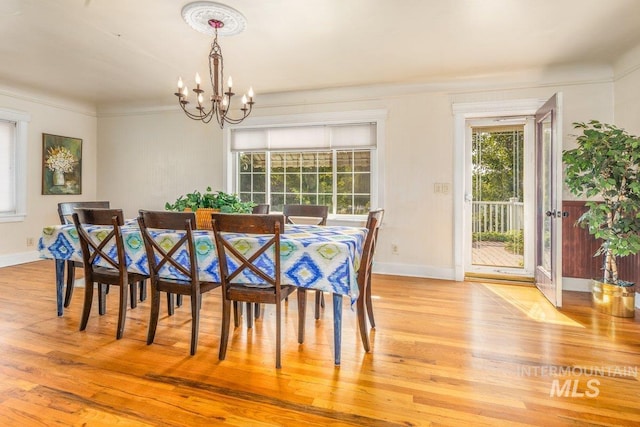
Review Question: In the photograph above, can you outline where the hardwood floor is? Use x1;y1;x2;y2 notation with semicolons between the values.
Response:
1;260;639;426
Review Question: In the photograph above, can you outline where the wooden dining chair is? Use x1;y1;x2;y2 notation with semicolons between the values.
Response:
251;203;270;214
58;201;110;308
72;208;149;339
283;204;329;319
212;213;296;369
356;208;384;352
138;210;221;355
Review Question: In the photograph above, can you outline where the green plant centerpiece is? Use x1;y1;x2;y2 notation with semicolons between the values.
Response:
563;120;640;317
165;187;255;213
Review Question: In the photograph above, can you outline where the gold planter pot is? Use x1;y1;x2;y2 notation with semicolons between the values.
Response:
591;280;636;318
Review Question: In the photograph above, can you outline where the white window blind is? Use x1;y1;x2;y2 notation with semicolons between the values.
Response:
231;123;376;152
0;120;16;213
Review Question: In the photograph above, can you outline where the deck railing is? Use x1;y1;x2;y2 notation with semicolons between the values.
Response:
472;199;524;233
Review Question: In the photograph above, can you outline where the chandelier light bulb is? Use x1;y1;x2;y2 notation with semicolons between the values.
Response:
248;87;254;99
182;86;188;97
241;94;247;105
177;77;184;89
198;93;204;104
227;76;233;89
195;73;201;86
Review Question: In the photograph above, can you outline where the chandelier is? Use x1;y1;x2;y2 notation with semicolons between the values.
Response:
175;2;254;128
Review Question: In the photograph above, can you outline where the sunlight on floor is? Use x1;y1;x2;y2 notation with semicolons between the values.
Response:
480;282;584;327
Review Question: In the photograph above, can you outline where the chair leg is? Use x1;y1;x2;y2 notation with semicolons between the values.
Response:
366;273;376;328
190;291;200;355
254;303;261;319
116;284;128;340
147;284;161;345
167;293;175;316
276;300;282;369
98;283;107;315
219;298;231;361
314;290;324;319
79;280;94;331
63;262;75;308
297;288;306;344
177;294;183;307
233;301;240;327
129;280;138;309
356;284;370;352
332;293;342;366
246;302;253;328
139;280;147;302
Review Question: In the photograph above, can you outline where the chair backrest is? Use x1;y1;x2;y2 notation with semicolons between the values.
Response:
252;203;270;214
211;213;284;289
72;208;126;276
58;201;110;225
358;209;385;289
137;210;198;282
282;204;328;226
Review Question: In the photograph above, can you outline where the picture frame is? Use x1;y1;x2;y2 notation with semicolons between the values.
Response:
42;133;82;195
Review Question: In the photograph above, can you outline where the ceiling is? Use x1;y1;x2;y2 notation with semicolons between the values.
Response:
2;0;640;110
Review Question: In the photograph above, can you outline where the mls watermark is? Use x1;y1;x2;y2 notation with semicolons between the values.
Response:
517;365;638;398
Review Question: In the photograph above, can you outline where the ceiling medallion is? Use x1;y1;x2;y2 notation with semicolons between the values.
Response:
181;1;247;36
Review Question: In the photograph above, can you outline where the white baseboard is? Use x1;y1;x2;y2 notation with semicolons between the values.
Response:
373;262;456;281
0;251;41;268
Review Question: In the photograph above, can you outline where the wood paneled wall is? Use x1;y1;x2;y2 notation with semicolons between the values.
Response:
562;200;640;283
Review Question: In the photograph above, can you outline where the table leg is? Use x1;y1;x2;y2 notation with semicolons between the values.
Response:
55;259;65;316
297;288;306;343
333;293;342;365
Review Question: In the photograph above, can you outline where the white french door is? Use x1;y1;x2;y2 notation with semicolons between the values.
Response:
534;93;564;307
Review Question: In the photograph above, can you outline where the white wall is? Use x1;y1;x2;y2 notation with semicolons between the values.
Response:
0;87;97;266
95;65;617;280
614;43;640;134
97;109;222;218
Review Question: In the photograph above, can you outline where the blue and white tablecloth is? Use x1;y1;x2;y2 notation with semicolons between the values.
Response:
39;223;367;302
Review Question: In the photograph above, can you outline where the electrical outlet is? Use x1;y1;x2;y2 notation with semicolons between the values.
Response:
391;243;399;255
26;237;35;247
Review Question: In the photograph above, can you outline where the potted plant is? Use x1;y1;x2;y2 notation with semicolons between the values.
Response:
165;187;255;229
563;120;640;317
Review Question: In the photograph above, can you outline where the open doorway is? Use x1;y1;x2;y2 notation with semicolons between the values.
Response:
463;115;535;281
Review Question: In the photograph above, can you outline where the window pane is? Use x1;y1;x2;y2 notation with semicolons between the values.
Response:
239;153;252;172
337;151;352;172
318;194;333;211
353;195;370;215
285;153;300;172
354;151;370;172
354;172;370;193
252;153;266;172
254;173;265;192
301;153;317;173
336;173;353;193
336;194;353;214
285;193;301;204
300;194;316;204
253;193;266;204
271;193;284;212
240;174;252;192
319;173;332;193
301;174;317;193
271;173;284;192
272;153;284;172
285;174;300;193
318;152;332;172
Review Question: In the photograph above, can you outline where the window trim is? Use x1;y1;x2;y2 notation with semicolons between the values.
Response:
224;110;386;221
0;108;30;223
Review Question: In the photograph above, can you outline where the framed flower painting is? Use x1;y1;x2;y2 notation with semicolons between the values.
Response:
42;133;82;195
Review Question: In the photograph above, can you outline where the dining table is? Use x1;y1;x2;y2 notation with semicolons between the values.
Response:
38;220;368;364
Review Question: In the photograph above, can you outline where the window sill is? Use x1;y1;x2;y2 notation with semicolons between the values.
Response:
0;213;26;223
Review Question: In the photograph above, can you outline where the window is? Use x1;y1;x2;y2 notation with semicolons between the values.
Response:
0;109;29;222
229;114;384;218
